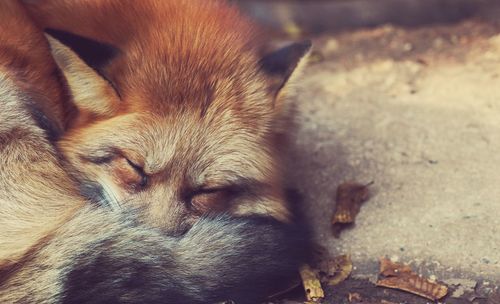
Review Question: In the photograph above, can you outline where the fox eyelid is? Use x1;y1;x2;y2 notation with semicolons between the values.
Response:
80;147;121;165
82;151;148;187
124;157;149;189
194;186;227;195
82;147;144;171
190;184;244;202
125;157;143;171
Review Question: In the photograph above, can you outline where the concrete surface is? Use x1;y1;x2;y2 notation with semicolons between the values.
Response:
287;19;500;299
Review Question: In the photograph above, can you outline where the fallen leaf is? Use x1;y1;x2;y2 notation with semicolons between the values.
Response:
318;255;353;286
348;292;362;302
332;181;372;237
299;264;324;302
376;258;448;301
379;257;412;276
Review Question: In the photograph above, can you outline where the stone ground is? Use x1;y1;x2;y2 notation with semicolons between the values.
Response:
281;18;500;303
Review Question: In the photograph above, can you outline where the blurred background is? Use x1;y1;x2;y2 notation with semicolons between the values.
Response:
237;0;500;37
235;1;500;303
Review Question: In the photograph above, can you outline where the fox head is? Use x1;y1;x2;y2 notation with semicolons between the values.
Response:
25;0;310;233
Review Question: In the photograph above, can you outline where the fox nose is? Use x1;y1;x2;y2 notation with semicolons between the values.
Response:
144;201;196;236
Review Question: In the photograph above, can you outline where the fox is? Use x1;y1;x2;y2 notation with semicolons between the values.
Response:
0;0;309;303
21;0;312;232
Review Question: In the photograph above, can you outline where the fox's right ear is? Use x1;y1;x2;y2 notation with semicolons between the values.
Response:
45;30;120;124
259;40;311;109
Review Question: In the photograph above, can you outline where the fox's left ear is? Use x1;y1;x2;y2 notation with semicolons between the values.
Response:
259;40;312;105
45;29;121;126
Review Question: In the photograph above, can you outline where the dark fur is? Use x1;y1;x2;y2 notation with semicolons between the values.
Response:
61;214;307;304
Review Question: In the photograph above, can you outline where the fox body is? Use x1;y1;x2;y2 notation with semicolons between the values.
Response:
23;0;311;233
0;0;310;302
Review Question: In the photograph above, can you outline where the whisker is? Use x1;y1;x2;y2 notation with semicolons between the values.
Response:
96;177;121;212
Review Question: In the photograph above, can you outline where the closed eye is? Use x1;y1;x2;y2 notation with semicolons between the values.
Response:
124;157;148;188
193;186;228;195
81;149;148;191
188;185;242;214
125;157;143;172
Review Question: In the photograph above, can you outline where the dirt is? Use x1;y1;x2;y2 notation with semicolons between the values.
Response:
286;18;500;302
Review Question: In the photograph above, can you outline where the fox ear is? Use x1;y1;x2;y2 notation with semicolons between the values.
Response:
45;30;120;122
259;40;312;103
46;29;119;75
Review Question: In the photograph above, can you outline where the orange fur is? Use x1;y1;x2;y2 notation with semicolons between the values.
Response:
0;2;310;300
23;0;309;231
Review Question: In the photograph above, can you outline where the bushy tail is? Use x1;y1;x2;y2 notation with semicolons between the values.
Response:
173;215;309;304
58;212;308;304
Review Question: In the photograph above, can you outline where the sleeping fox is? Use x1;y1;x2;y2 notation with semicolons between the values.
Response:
22;0;311;232
0;3;307;303
0;0;310;302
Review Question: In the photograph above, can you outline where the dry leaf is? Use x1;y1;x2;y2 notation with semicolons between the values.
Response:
299;264;324;302
376;258;448;301
348;292;362;302
318;255;353;286
332;181;372;237
379;258;413;276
